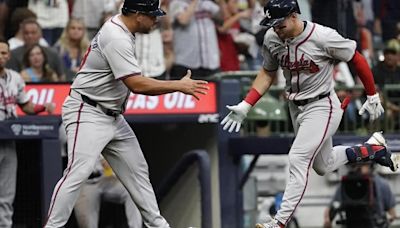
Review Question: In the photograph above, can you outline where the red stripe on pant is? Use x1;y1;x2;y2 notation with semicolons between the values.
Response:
283;97;333;226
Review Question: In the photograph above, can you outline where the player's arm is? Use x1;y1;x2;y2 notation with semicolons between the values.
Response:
175;0;198;26
348;51;376;96
241;67;276;108
348;51;384;121
220;68;276;133
122;70;209;100
19;101;54;115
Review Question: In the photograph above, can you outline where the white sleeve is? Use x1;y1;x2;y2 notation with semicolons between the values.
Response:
323;28;357;62
169;0;187;23
201;1;220;15
16;74;29;104
102;39;141;80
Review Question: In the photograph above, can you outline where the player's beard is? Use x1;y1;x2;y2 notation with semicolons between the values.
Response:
138;24;155;34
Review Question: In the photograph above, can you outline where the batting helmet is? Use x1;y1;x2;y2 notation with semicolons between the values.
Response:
259;0;301;27
122;0;166;17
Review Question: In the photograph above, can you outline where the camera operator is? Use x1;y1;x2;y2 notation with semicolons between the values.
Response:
323;162;397;228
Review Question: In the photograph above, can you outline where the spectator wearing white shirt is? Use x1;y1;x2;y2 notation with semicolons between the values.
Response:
7;8;48;50
28;0;69;45
72;0;122;39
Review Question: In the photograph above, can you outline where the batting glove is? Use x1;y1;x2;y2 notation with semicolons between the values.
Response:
221;101;252;133
358;93;384;121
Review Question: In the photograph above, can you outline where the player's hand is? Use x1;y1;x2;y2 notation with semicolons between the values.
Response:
358;93;384;121
44;103;55;114
180;70;209;100
220;101;252;133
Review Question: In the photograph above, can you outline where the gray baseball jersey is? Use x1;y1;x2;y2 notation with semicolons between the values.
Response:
262;21;356;100
71;15;141;113
0;69;30;120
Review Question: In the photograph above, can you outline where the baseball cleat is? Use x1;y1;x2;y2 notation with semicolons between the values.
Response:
255;217;281;228
389;153;400;172
365;131;387;147
365;131;399;172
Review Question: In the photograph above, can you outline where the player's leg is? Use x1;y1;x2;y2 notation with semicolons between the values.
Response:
73;181;102;228
344;132;399;171
314;132;400;175
102;117;170;228
101;175;143;228
312;139;349;176
44;119;113;228
273;96;342;226
0;141;17;228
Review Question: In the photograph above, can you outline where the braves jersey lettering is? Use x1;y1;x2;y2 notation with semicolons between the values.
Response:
278;53;320;73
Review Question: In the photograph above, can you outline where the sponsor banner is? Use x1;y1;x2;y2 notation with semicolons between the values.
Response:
17;83;217;116
0;119;59;139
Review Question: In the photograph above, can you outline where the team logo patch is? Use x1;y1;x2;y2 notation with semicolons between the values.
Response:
11;124;22;136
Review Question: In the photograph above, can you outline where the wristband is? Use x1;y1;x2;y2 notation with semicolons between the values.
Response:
244;88;262;106
34;104;46;114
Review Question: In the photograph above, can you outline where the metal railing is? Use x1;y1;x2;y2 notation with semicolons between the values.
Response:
156;150;212;228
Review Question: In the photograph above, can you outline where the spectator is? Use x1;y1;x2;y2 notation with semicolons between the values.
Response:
323;163;397;228
169;0;221;79
217;0;252;71
20;44;59;82
373;0;400;42
360;0;375;32
136;28;167;79
0;0;9;39
311;0;358;41
373;41;400;128
28;0;69;45
160;0;175;77
7;7;49;50
0;37;54;228
6;18;65;80
355;1;374;66
54;18;90;81
72;0;122;39
373;41;400;89
2;0;29;38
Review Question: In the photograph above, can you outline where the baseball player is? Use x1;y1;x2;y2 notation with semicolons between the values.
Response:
43;0;209;227
0;38;54;228
220;1;400;227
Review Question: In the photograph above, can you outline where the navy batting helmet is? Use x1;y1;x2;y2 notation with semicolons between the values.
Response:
259;0;301;27
122;0;166;17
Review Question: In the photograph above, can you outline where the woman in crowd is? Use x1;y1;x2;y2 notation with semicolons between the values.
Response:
54;18;90;81
20;44;59;82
